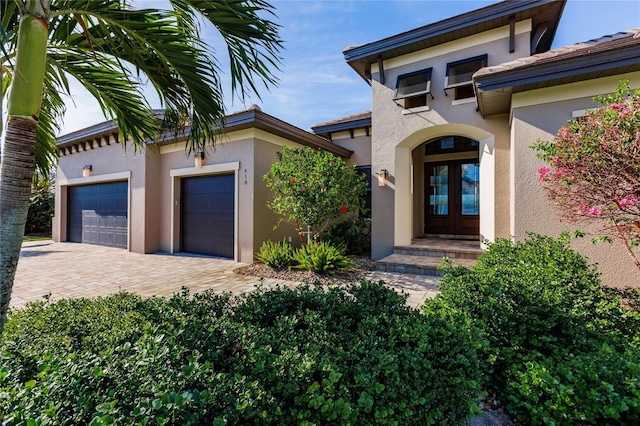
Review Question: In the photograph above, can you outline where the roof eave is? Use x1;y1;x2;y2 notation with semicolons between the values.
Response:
475;45;640;117
344;0;565;81
311;118;372;135
57;120;118;147
58;109;353;159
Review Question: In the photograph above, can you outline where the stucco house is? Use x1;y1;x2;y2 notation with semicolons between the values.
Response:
53;106;351;263
53;0;640;287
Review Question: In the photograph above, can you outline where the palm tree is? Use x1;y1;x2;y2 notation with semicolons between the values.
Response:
0;0;282;333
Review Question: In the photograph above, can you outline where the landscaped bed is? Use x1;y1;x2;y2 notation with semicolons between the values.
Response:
0;281;482;425
233;256;376;286
2;234;639;425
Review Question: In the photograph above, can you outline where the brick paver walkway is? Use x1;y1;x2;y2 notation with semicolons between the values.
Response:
12;241;439;310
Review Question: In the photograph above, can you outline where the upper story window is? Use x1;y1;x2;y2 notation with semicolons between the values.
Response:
445;55;487;100
394;68;433;109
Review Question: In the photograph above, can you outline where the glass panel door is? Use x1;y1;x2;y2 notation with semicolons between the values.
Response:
460;162;479;215
425;160;480;236
429;165;448;215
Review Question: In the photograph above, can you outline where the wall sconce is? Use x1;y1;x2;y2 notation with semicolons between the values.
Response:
377;168;388;186
194;151;205;168
82;165;92;178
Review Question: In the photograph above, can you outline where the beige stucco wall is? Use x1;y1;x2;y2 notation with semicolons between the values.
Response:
143;145;163;252
55;128;307;263
253;140;300;252
55;139;147;252
369;24;524;258
157;131;306;263
330;129;372;167
511;72;640;288
158;138;251;261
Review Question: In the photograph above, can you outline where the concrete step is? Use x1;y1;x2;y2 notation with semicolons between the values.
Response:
375;253;477;276
394;244;483;260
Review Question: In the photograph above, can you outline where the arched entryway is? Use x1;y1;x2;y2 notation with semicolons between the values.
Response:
419;136;479;236
390;123;495;251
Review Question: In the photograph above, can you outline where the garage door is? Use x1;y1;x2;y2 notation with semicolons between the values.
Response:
67;181;128;248
181;174;235;258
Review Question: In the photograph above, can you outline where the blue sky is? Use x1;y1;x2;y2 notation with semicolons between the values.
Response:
60;0;640;135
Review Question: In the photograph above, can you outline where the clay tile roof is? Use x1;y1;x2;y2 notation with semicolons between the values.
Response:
311;111;372;129
475;28;640;79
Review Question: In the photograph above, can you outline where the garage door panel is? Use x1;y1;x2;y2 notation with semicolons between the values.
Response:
181;174;235;258
68;181;128;249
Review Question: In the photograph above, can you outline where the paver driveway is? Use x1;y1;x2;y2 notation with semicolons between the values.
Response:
12;241;439;310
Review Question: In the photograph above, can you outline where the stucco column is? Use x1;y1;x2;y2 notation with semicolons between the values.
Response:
479;135;495;245
394;146;413;246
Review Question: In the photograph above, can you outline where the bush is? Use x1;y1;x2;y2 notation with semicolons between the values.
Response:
25;184;54;236
264;145;368;242
294;241;355;274
256;239;296;269
322;216;371;256
506;343;640;425
423;233;640;424
0;282;483;425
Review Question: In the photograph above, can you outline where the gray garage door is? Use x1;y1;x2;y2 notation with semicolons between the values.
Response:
181;174;235;258
67;181;128;248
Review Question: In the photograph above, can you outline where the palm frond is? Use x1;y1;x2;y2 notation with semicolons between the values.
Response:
4;0;282;156
51;3;224;151
35;63;65;179
49;49;158;149
171;0;283;100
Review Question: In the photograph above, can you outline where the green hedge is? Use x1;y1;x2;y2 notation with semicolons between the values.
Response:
424;233;640;425
0;281;483;425
25;185;54;236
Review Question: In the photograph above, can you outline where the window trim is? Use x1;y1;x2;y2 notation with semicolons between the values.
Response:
393;68;433;101
444;54;487;89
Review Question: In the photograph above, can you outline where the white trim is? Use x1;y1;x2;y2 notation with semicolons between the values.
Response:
510;72;640;117
234;169;240;261
159;129;255;154
451;97;477;106
160;128;304;155
572;109;590;118
170;161;240;178
371;19;531;74
170;176;177;254
58;171;131;186
169;161;240;259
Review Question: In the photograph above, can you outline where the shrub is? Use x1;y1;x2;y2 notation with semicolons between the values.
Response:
0;282;483;425
322;216;371;256
256;239;296;269
25;182;54;236
294;241;355;274
506;343;640;425
532;81;640;268
423;233;640;424
264;145;368;243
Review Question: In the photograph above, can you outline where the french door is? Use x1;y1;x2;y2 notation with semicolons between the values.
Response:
425;160;479;235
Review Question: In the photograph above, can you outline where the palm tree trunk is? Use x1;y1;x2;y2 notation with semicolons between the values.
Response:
0;3;49;334
0;118;37;331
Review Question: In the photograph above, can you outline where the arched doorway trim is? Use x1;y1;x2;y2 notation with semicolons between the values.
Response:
394;124;495;247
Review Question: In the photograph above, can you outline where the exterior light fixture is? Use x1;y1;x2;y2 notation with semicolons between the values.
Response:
378;168;388;186
82;165;93;177
194;151;205;168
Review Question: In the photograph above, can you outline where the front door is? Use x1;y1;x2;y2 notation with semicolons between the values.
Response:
425;160;479;235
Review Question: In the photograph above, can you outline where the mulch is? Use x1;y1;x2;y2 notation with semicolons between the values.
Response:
233;256;376;286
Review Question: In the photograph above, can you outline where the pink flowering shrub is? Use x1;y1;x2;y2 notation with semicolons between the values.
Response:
532;81;640;268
